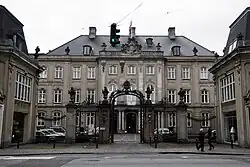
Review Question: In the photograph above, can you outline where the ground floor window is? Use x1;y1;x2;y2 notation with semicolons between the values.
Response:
223;111;238;143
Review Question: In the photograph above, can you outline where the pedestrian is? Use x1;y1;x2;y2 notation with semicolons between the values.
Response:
196;128;205;152
207;127;214;150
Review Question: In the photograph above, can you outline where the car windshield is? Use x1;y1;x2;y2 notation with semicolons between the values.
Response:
52;128;65;133
47;130;56;134
42;131;50;135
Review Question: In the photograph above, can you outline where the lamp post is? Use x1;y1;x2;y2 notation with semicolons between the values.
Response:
148;113;152;145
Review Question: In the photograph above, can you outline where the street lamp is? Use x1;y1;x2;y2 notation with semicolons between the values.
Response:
148;113;152;145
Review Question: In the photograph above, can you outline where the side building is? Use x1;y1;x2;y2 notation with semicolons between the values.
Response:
209;7;250;147
0;5;41;147
37;26;217;136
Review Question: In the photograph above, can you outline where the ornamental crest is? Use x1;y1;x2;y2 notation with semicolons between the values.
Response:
121;37;142;54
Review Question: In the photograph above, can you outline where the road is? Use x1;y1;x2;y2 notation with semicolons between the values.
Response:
0;154;250;167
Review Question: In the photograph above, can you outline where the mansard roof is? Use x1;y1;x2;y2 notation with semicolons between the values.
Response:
46;34;214;57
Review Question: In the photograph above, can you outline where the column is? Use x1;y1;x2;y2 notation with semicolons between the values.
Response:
122;111;125;130
176;103;188;143
161;112;164;128
158;112;160;128
66;103;76;143
100;61;106;100
138;61;144;92
118;111;121;131
156;61;163;101
0;104;4;147
138;111;141;131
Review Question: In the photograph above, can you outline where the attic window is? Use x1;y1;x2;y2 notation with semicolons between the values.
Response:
146;38;153;47
172;46;181;56
83;45;92;55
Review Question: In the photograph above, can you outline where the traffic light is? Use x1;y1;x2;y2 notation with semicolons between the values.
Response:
110;23;120;47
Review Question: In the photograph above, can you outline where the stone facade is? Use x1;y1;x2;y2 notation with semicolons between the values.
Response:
209;7;250;148
37;26;217;136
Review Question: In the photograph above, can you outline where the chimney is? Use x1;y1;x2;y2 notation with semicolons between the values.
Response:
168;27;176;40
129;27;136;38
89;27;96;39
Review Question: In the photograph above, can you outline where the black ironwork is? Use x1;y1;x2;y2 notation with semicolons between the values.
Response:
68;87;76;103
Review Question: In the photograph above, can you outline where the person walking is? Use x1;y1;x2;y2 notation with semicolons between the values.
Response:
207;127;214;150
196;128;205;152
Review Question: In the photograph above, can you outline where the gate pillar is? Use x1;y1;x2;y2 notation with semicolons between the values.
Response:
65;103;76;143
98;101;110;144
144;105;154;143
176;88;188;143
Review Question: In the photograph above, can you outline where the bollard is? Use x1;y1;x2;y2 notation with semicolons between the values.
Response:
53;142;56;149
96;137;98;148
149;137;152;145
17;140;20;149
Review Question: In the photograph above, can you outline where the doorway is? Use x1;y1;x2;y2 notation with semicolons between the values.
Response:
126;113;137;133
113;112;118;134
12;112;25;143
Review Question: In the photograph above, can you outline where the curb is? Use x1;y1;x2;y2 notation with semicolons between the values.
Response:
0;151;249;156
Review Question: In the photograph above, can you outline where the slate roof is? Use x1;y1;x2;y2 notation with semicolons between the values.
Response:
47;34;214;56
224;7;250;55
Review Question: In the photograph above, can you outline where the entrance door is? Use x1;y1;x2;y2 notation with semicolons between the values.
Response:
12;112;25;143
126;113;136;133
113;112;118;134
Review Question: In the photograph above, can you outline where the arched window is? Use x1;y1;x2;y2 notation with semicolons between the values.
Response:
201;89;209;104
54;88;62;103
145;84;155;103
38;89;46;103
37;111;46;127
39;66;47;78
52;111;62;126
108;84;117;104
55;66;63;79
127;84;137;105
171;46;181;56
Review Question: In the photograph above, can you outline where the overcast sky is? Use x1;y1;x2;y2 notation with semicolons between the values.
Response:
2;0;250;55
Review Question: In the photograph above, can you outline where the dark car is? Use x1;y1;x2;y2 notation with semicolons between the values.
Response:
35;131;55;143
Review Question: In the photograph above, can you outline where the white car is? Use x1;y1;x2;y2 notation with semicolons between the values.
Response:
154;128;170;135
38;129;64;137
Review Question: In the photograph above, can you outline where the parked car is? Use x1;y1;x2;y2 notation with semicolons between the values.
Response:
35;131;55;143
154;128;170;135
50;126;66;135
37;129;65;142
45;129;65;136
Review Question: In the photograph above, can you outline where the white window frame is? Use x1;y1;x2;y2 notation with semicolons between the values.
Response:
167;89;176;104
75;89;81;103
52;111;62;126
228;40;237;54
181;67;190;79
39;66;48;79
87;89;96;103
167;67;176;79
87;67;96;79
220;73;235;102
168;113;176;127
72;66;81;79
187;113;192;127
54;89;62;103
38;89;46;103
201;89;209;104
127;65;136;75
15;72;32;102
37;112;46;127
184;89;191;103
146;65;154;74
127;84;137;105
86;112;95;128
201;112;210;127
83;46;92;55
200;67;208;80
109;65;118;74
55;66;63;79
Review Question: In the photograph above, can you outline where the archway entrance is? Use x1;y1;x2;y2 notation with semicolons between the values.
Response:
126;112;137;133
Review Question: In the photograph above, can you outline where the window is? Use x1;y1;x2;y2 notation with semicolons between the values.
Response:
87;67;96;79
75;89;81;103
86;112;95;128
15;72;32;102
52;111;62;126
228;40;237;54
172;46;181;56
83;45;92;55
167;67;176;79
145;84;155;103
108;84;117;104
109;65;118;74
187;113;192;127
168;113;176;127
39;66;47;78
200;67;208;79
201;89;209;104
72;67;81;79
182;67;190;79
220;73;235;102
38;89;46;103
127;65;136;74
127;84;136;105
37;112;45;127
167;89;176;103
201;112;210;127
87;89;95;103
55;66;63;79
184;89;191;103
146;66;154;74
54;89;62;103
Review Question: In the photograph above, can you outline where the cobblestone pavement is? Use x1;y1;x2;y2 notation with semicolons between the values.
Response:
0;142;250;156
114;134;140;143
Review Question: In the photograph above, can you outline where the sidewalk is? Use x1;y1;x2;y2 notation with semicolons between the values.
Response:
0;143;249;156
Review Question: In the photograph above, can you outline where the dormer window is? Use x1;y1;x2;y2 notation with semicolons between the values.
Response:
83;45;92;55
146;38;153;47
228;40;237;54
172;46;181;56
